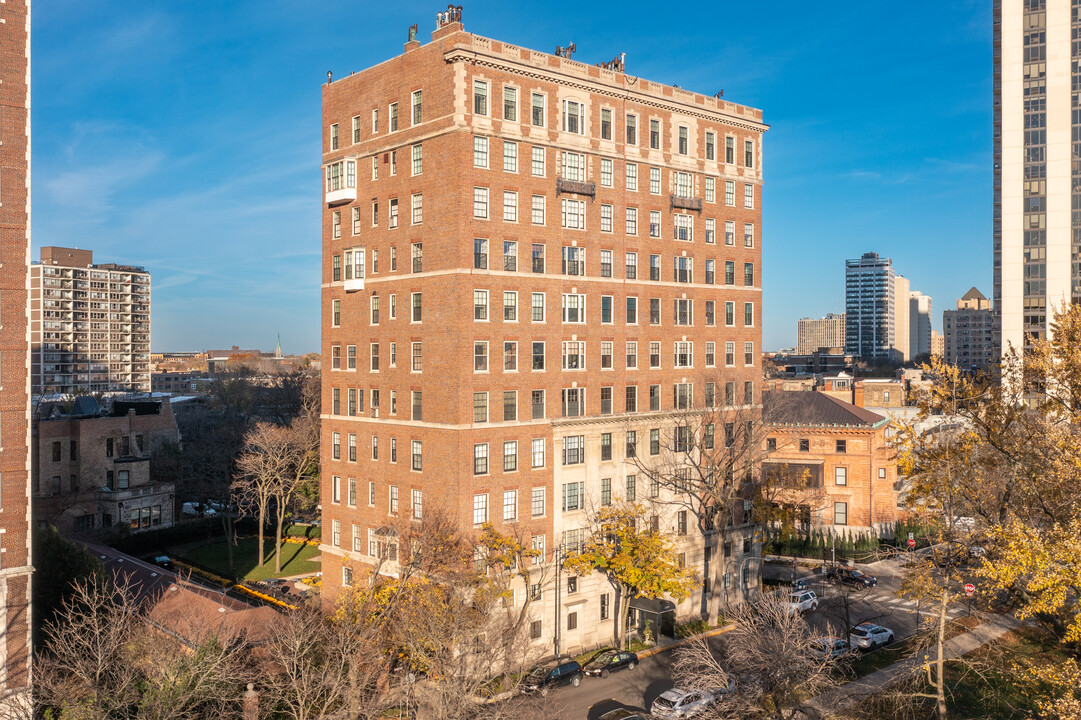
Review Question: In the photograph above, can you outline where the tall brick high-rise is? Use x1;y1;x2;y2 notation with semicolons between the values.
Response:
321;13;765;652
0;0;31;702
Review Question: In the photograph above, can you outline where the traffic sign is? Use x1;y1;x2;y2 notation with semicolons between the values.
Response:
908;532;914;541
907;538;916;548
964;583;975;596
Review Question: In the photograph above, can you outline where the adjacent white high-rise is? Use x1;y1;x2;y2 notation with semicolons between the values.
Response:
909;291;933;358
994;0;1074;360
845;252;897;362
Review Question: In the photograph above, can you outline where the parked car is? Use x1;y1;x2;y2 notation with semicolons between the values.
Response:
519;658;582;696
181;501;217;517
824;566;877;590
785;590;819;615
151;555;175;572
651;688;715;719
849;623;894;651
582;648;639;678
599;710;652;720
811;636;853;660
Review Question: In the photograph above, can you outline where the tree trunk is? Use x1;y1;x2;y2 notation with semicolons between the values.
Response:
935;588;948;720
222;511;235;579
275;504;286;574
257;504;266;568
706;534;724;623
617;585;632;650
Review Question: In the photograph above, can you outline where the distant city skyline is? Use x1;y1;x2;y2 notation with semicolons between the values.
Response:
35;1;992;352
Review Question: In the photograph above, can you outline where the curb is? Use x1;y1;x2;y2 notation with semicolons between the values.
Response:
635;624;735;659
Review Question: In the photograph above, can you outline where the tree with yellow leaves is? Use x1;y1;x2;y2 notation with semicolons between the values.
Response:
562;502;697;650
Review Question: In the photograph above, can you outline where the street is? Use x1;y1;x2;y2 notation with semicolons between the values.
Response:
511;559;979;719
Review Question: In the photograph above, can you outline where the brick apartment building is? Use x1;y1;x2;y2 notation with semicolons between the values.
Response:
762;392;898;536
321;13;765;652
30;246;151;396
0;0;31;700
33;396;179;536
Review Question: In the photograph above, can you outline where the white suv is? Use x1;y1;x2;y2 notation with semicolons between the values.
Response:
849;623;894;650
785;590;818;615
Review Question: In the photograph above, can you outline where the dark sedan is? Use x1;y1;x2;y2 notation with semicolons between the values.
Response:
582;648;639;678
824;566;878;590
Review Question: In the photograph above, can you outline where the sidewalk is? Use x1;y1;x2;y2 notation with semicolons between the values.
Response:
802;611;1023;718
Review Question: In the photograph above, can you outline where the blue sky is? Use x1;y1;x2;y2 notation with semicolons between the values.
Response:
35;1;991;353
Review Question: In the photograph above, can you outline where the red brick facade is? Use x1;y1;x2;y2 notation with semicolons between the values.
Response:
320;21;765;601
0;0;31;697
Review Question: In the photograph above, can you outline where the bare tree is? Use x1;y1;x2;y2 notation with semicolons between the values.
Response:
233;422;292;569
673;594;837;720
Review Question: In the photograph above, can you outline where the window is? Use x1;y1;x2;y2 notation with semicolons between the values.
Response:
649;210;661;238
649;166;661;194
705;132;715;160
835;467;847;486
745;139;755;167
473;79;488;115
626;252;637;279
504;291;517;321
705;176;715;203
532;439;546;469
532;292;546;322
412;440;423;470
473;392;488;423
410;194;423;224
705;219;716;246
561;199;585;229
332;520;341;547
371;343;380;371
674;383;692;409
601;477;612;505
562;342;585;371
626;475;636;501
389;199;399;229
650;428;660;455
678;125;688;154
390;150;397;176
601;341;613;369
600;204;613;233
600;249;613;277
674;256;693;283
412;144;423;175
474;445;489;476
332;300;341;327
625;296;638;325
626;207;638;235
531;92;545;126
474;341;489;371
674;214;692;242
745;223;755;248
503;191;518;222
562;480;585;509
503;141;518;172
600;158;613;187
649;341;661;368
674;341;693;367
562;99;583;134
600;386;613;414
879;467;887;479
725;301;735;326
725;136;735;163
412;90;422;124
332;475;341;502
503;241;518;272
674;298;692;325
531;195;546;226
474;136;489;167
834;502;848;526
725;180;735;206
503;488;518;520
601;296;613;324
745;302;755;326
473;493;489;523
649;255;661;283
677;510;688;535
562;436;585;466
532;342;545;371
649;119;660;149
626;113;637;144
799;439;810;452
532;146;545;176
473;187;489;218
561;246;585;275
474;290;488;320
705;301;716;325
370;296;380;324
600;108;612;139
706;341;716;366
504;341;517;371
348;432;357;461
626;162;638;191
745;341;754;366
568;612;578;631
503;86;517;120
332;210;341;239
744;184;754;209
330;123;338;150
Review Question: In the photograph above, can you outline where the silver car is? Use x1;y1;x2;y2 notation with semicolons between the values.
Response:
651;688;716;719
785;590;819;615
849;623;894;650
811;636;852;660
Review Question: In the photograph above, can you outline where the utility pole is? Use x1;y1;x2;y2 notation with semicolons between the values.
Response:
553;544;562;658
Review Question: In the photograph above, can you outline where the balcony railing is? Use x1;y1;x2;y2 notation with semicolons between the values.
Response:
556;178;596;197
670;195;703;212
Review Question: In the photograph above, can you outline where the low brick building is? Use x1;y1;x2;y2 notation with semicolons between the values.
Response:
33;396;179;535
762;391;897;536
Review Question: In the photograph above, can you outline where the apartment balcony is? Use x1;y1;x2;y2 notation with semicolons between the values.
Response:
670;195;703;212
344;277;365;293
556;177;596;197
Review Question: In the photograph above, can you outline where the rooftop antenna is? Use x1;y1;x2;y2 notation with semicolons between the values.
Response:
327;70;333;83
555;42;577;59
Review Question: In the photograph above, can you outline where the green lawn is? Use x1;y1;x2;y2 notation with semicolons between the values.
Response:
172;535;321;582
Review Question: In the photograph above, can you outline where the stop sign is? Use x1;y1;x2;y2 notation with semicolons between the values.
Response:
907;538;916;548
964;583;975;596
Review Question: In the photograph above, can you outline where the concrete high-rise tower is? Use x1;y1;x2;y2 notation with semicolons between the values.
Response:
909;291;932;358
994;1;1074;361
